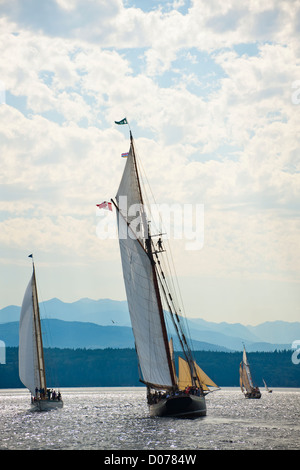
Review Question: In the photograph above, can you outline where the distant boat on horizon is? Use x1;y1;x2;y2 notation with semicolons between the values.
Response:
239;345;261;399
19;255;63;411
263;378;273;393
111;120;219;418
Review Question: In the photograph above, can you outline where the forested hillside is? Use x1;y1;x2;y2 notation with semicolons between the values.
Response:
0;348;299;389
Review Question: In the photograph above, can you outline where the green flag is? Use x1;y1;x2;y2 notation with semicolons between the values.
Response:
115;118;128;125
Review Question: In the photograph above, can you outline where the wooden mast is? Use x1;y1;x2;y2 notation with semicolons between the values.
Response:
130;132;200;391
31;259;47;395
127;132;176;389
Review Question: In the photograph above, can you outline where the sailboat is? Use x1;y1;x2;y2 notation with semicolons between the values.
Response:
239;345;261;399
19;255;63;411
263;378;272;393
111;120;219;418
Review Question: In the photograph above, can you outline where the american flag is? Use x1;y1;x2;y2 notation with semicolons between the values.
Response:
96;201;112;211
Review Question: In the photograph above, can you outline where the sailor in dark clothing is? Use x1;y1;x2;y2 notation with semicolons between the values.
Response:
157;237;163;251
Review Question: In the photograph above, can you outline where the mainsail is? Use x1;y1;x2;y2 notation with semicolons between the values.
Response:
239;346;261;399
113;125;219;411
19;264;46;396
116;134;175;389
240;345;258;395
263;378;272;392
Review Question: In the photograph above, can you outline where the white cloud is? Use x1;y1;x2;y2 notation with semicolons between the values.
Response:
0;1;299;322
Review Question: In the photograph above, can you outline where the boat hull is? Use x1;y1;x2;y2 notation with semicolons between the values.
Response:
244;391;261;399
149;394;206;418
31;399;63;411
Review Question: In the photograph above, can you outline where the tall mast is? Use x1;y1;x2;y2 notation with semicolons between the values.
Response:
119;130;177;389
153;248;201;389
130;131;144;207
131;135;198;389
31;258;47;393
150;256;177;388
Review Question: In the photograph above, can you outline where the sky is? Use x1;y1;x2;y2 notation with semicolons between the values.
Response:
0;0;299;325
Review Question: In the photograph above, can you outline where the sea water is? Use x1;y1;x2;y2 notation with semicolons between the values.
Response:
0;387;299;451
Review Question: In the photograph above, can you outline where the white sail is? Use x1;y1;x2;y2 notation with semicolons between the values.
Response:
19;260;63;410
117;144;148;241
263;378;272;392
242;346;254;389
19;274;41;396
263;378;267;389
116;138;174;389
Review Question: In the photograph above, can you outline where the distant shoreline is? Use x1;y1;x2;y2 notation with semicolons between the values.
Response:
1;347;299;389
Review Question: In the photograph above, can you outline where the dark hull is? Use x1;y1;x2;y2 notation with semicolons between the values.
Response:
244;391;261;399
31;397;63;411
149;394;206;418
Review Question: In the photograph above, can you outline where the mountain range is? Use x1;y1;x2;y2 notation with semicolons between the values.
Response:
0;297;297;352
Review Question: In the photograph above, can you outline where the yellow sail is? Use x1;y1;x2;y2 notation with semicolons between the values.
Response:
169;338;177;381
239;363;244;392
178;357;219;392
240;346;255;394
240;362;252;393
178;356;192;390
194;361;219;389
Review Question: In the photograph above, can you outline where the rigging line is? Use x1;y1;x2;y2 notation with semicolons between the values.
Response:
134;146;184;314
158;240;196;353
151;247;184;339
160;245;182;315
155;266;201;389
131;136;196;356
153;250;180;321
31;264;48;391
154;245;195;355
156;268;188;358
33;266;61;389
112;197;176;388
132;142;164;241
157;241;196;359
155;261;195;365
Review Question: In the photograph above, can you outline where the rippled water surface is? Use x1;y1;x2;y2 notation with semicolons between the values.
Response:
0;387;299;450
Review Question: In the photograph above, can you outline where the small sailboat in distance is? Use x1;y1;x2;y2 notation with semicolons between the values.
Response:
263;378;272;393
19;255;63;411
111;119;219;417
239;345;261;399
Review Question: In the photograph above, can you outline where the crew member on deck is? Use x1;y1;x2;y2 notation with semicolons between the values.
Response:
157;238;163;251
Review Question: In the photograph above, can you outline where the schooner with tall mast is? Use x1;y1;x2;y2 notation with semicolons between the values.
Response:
19;255;63;410
239;345;261;399
110;119;218;417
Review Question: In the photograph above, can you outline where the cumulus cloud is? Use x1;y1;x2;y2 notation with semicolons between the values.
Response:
0;0;299;321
